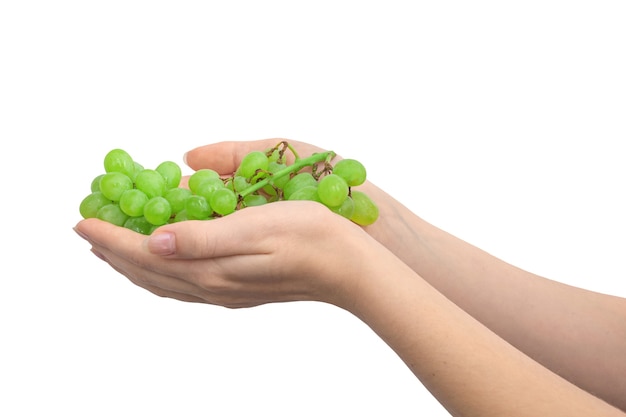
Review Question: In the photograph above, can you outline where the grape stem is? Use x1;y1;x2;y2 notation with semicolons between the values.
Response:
239;150;336;198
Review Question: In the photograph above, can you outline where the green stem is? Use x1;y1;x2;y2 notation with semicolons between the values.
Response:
239;150;336;198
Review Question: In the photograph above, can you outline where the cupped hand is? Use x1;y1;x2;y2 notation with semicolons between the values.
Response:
182;138;406;257
74;200;375;309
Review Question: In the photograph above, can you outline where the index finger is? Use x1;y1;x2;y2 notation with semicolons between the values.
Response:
183;138;329;173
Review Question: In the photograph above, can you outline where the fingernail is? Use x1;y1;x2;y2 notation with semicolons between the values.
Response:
146;232;176;255
183;152;189;165
91;248;107;262
74;227;89;241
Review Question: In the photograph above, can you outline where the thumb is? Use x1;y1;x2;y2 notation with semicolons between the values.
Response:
144;207;272;259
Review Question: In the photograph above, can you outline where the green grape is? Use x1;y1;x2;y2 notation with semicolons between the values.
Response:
332;159;367;186
237;150;269;179
172;209;190;223
90;174;105;192
185;195;212;220
96;203;129;226
119;189;149;217
131;161;144;181
266;148;281;163
230;175;251;193
263;183;278;197
317;174;349;207
165;187;192;214
188;169;220;194
330;195;355;219
263;161;289;196
267;162;290;188
99;171;134;201
287;185;321;202
194;178;226;201
242;194;267;207
349;190;379;226
283;172;317;199
135;169;166;198
143;196;172;226
104;148;135;178
156;160;182;189
80;191;113;218
124;216;157;235
82;144;379;229
209;188;238;216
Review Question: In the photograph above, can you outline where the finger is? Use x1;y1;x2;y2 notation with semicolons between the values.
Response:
92;235;282;308
145;200;332;261
90;243;209;302
76;219;208;297
183;138;328;173
144;203;286;259
100;250;209;303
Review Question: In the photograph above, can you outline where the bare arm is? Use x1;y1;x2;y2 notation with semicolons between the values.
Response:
183;138;626;410
349;236;624;417
360;183;626;411
75;203;625;416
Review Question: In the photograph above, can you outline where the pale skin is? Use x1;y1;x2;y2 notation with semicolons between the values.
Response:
74;139;626;416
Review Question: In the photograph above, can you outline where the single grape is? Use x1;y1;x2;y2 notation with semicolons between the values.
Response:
80;192;113;218
188;169;220;194
237;150;269;179
143;196;172;226
184;195;212;220
164;187;192;214
119;189;149;217
242;194;267;207
135;169;167;198
317;174;349;207
99;172;134;201
329;195;355;219
209;188;238;216
267;162;290;189
194;178;226;201
349;190;379;226
263;161;289;196
332;159;367;186
96;203;129;226
104;149;135;178
287;185;321;202
230;175;251;193
266;147;281;163
283;172;317;199
90;174;105;192
124;216;157;235
172;209;190;223
131;161;144;181
156;160;182;189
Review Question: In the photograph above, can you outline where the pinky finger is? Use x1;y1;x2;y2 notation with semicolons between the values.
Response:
94;249;210;305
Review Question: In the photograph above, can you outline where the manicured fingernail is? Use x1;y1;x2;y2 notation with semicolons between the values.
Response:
147;232;176;255
183;152;189;165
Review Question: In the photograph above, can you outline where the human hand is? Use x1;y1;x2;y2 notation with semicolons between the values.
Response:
74;199;376;309
181;138;411;259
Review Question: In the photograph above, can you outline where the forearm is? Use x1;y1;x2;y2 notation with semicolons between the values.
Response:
346;241;624;417
360;182;626;410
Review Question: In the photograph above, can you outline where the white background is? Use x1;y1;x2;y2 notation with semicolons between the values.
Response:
1;1;625;416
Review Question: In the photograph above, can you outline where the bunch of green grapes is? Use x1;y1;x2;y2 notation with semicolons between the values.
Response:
79;141;379;235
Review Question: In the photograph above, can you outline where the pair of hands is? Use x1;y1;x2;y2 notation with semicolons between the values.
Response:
74;139;387;310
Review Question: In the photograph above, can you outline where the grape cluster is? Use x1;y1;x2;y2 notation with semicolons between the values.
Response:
79;141;379;235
